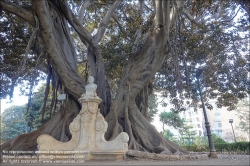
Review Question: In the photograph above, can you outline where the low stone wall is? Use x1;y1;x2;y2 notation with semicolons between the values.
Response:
126;150;209;160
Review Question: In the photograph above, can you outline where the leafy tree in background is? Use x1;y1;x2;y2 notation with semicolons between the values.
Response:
193;136;208;146
0;106;28;142
179;123;197;145
24;84;54;131
0;0;249;153
162;129;179;144
140;93;159;123
159;110;184;130
0;84;53;142
163;129;174;140
212;133;227;144
184;135;226;151
154;0;250;112
236;98;250;138
192;134;226;145
235;134;249;142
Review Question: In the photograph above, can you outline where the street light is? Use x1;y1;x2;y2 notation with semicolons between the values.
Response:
196;69;217;158
229;119;236;142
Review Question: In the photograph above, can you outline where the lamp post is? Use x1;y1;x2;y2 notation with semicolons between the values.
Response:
229;119;236;142
196;69;217;158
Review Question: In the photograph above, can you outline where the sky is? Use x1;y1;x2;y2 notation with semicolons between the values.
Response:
1;87;28;114
0;82;44;114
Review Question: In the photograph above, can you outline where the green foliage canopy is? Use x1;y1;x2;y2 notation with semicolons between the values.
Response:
142;93;159;122
0;0;249;117
0;105;28;142
236;98;250;135
159;110;184;128
24;84;54;130
154;0;249;112
179;123;197;145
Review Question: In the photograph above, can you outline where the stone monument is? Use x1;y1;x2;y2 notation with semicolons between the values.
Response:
37;76;129;161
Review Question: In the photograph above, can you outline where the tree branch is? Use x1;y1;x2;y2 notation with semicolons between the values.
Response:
239;0;250;21
139;0;144;15
132;28;143;54
154;0;164;45
58;0;94;47
162;0;171;39
112;16;127;38
182;6;242;31
181;9;204;29
93;0;122;44
0;1;35;26
78;0;92;23
207;8;241;26
33;0;85;100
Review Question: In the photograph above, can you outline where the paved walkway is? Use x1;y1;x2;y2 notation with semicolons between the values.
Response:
1;154;249;166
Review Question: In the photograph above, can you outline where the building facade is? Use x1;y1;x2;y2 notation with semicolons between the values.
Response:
152;96;249;142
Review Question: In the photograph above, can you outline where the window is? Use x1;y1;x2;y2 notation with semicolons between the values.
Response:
197;124;201;128
218;123;222;128
196;117;199;122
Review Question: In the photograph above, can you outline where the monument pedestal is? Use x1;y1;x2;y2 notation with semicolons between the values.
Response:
85;151;126;160
37;76;129;161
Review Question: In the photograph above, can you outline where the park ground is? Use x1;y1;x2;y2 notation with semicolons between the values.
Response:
1;154;249;166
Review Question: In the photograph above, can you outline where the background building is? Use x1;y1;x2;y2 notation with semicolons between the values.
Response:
152;96;249;142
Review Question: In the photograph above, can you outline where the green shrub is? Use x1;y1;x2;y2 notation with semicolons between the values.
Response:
215;142;250;153
182;145;209;152
182;142;250;153
212;134;226;144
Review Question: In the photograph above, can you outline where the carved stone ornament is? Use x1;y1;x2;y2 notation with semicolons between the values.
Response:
37;76;129;161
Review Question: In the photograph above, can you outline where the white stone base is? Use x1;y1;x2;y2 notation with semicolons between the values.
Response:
87;150;127;160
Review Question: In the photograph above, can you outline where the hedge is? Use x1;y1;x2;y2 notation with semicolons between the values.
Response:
182;142;250;154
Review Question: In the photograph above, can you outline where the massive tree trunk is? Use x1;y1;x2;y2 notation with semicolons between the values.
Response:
0;0;187;154
105;0;186;154
105;3;185;153
0;0;83;151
